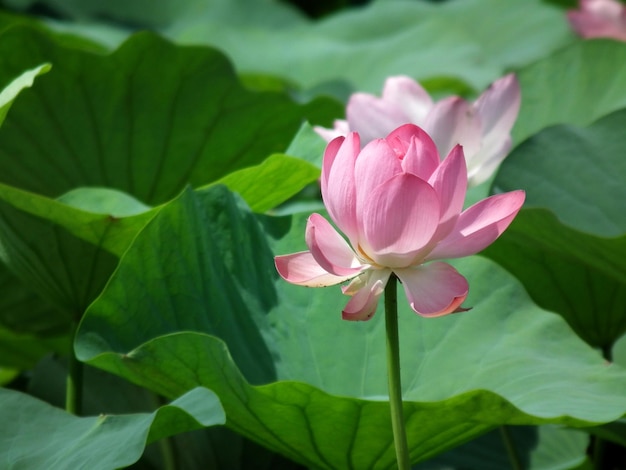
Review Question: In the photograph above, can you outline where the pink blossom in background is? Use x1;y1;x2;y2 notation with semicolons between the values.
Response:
275;124;525;321
568;0;626;41
314;74;521;187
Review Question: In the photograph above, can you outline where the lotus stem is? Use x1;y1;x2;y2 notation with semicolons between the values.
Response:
500;426;523;470
593;343;614;468
385;274;410;470
65;322;83;415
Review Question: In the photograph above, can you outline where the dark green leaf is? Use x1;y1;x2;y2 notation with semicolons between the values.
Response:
0;26;337;204
487;109;626;348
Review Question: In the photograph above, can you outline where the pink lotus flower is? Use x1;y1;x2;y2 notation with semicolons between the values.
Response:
567;0;626;41
275;124;525;320
314;74;521;187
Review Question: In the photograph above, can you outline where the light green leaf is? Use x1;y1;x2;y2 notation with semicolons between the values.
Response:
6;0;572;93
0;387;225;469
514;39;626;145
168;0;572;92
76;186;626;469
57;187;152;217
285;121;328;168
26;355;303;469
209;154;320;213
0;63;50;126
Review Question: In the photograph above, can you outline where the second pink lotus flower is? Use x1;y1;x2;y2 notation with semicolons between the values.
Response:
275;124;525;320
568;0;626;41
315;74;521;187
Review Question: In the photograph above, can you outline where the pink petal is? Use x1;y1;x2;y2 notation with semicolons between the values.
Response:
321;136;345;193
275;251;355;287
314;120;350;142
341;269;391;321
467;136;512;187
568;0;626;40
306;213;364;277
385;124;440;176
346;93;410;144
473;74;520;146
426;190;525;260
423;97;482;162
381;76;434;124
428;145;467;240
321;133;360;243
361;173;440;267
395;262;469;317
354;139;402;222
470;74;520;179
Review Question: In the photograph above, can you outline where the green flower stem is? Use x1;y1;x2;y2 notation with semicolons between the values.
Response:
65;322;83;415
384;274;410;470
593;343;614;469
151;392;177;470
499;426;523;470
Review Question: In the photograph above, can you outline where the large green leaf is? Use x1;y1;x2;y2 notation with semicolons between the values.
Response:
482;209;626;349
514;39;626;145
0;262;63;334
486;109;626;348
0;185;156;335
168;0;573;92
3;0;573;93
2;0;305;32
76;186;626;469
25;354;303;469
0;183;156;259
0;25;337;334
0;25;338;204
0;386;225;469
498;109;626;237
0;196;120;329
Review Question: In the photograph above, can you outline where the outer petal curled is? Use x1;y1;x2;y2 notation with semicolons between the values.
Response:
275;252;355;287
342;269;391;320
426;190;525;260
395;262;468;317
305;213;364;277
